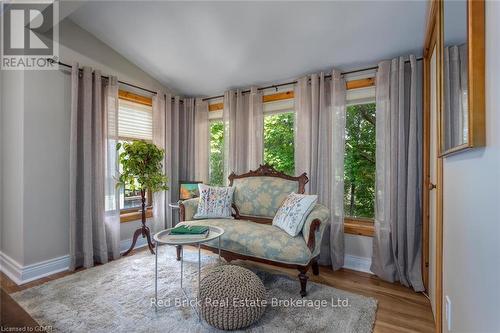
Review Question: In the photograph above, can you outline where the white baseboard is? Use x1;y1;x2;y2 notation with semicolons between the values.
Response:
0;236;148;285
120;236;148;254
1;245;369;285
0;251;70;285
343;254;373;274
0;251;23;284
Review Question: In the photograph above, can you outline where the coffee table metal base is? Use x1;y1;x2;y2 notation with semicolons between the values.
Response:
154;236;222;320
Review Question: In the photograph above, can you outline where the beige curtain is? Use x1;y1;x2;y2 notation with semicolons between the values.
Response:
294;70;346;270
69;64;120;270
194;98;209;183
178;98;209;183
179;98;196;181
153;93;181;229
371;56;424;291
223;88;263;180
248;87;264;170
152;92;166;232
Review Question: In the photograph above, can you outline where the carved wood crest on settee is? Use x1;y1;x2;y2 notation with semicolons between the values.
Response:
228;164;309;192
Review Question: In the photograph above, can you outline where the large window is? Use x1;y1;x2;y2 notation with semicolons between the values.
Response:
118;96;153;213
344;102;376;219
263;112;295;176
209;120;224;186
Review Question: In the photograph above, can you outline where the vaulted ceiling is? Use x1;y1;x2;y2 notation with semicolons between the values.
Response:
68;1;428;96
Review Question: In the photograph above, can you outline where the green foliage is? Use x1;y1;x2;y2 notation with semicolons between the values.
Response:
116;140;169;193
344;103;376;218
208;106;375;218
264;112;295;176
209;121;224;186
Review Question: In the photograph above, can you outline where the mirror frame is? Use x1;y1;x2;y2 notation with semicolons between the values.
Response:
439;0;485;156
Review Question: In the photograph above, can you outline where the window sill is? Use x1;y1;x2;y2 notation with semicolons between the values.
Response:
120;207;153;223
344;217;375;237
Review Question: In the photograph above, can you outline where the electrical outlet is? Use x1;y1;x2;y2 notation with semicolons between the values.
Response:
445;295;452;331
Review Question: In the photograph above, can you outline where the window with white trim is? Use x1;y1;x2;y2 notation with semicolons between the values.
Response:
117;96;153;212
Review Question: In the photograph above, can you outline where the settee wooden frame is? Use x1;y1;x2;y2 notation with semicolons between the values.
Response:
178;165;322;297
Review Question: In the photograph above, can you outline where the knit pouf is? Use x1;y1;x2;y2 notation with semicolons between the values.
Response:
199;265;266;330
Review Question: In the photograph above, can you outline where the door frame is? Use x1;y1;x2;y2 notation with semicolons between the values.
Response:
423;1;443;332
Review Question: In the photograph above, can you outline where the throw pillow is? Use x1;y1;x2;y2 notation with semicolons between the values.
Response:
272;192;318;237
194;184;235;219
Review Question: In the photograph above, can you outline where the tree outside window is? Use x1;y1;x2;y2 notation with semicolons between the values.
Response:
209;120;224;186
264;112;295;176
344;103;376;219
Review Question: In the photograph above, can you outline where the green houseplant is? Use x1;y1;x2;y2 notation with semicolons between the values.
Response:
117;140;168;256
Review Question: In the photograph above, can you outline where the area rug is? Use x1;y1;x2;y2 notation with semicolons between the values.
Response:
11;248;377;333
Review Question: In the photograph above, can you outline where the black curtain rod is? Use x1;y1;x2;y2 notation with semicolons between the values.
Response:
50;59;159;95
50;57;422;103
202;57;423;102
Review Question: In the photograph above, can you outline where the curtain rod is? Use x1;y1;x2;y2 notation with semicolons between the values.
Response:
49;59;159;95
50;57;422;103
201;57;423;102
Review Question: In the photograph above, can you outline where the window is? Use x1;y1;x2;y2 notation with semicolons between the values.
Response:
117;94;153;214
264;112;295;176
344;102;376;219
209;120;224;186
206;90;295;183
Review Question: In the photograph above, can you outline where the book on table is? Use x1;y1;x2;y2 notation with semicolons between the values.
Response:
167;225;209;240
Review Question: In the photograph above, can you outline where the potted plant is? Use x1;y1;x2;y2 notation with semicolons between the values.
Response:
117;140;168;256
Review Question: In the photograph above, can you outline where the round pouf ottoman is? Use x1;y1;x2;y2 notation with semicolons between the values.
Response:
199;265;266;330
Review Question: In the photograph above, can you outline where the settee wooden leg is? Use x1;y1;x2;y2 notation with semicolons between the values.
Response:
298;267;309;297
312;259;319;276
176;245;182;261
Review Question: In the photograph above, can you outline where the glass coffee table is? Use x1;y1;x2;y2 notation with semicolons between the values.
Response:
153;226;224;316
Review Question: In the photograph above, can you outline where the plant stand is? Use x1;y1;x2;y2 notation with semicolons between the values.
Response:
122;190;155;256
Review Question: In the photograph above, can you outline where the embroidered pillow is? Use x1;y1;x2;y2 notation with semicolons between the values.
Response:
272;193;318;237
193;184;235;219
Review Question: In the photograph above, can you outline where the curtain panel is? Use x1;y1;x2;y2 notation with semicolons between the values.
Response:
179;98;196;181
223;88;264;180
152;92;166;232
194;98;210;183
153;95;207;229
153;94;181;229
294;70;346;270
371;55;424;291
248;87;264;170
179;98;209;182
69;64;120;270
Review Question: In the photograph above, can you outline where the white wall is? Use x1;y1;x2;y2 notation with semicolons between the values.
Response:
1;71;25;264
442;2;500;332
344;234;372;273
0;19;171;271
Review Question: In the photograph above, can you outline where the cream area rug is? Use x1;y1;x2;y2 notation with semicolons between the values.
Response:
12;248;377;333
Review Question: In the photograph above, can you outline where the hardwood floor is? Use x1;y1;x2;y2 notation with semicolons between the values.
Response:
0;247;435;332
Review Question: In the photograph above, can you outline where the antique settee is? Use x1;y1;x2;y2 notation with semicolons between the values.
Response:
178;165;330;296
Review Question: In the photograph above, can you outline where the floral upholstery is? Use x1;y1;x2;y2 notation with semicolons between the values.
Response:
301;204;330;258
179;177;330;266
232;176;299;218
178;219;313;265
